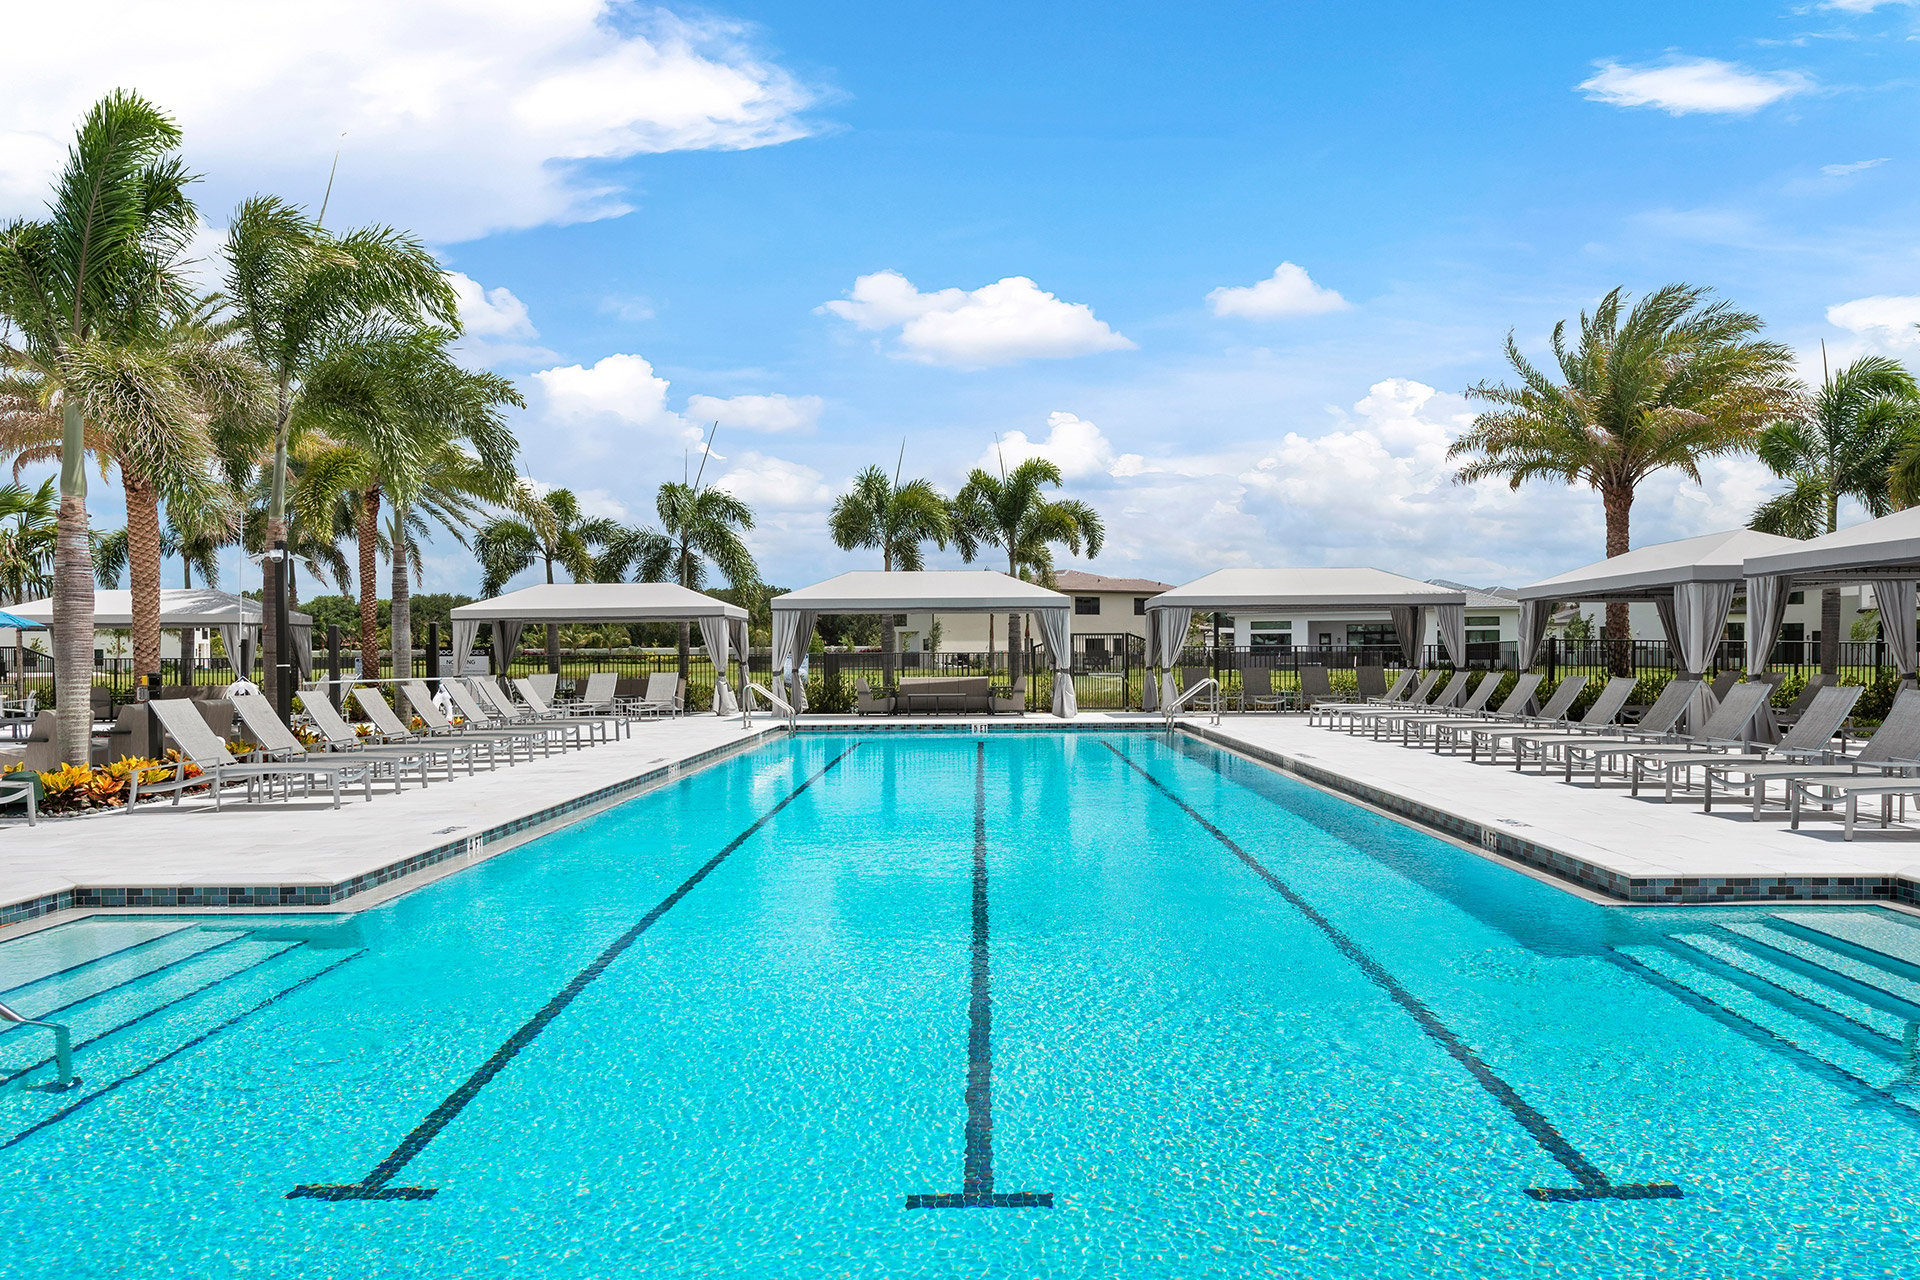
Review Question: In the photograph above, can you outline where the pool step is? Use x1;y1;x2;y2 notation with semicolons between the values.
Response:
1667;932;1909;1042
0;921;197;997
0;942;360;1147
0;928;251;1023
1723;922;1920;1015
1613;945;1915;1099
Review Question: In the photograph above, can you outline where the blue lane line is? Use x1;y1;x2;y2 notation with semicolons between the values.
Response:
289;744;860;1202
2;950;366;1151
1101;740;1680;1204
906;741;1053;1210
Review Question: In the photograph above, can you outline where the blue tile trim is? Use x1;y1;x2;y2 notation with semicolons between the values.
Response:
1183;722;1911;907
0;727;781;931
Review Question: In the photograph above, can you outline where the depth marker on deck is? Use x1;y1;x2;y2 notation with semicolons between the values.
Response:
289;745;859;1203
906;742;1053;1210
1101;741;1680;1205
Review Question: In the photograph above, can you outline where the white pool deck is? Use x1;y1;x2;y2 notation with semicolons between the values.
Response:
6;709;1920;934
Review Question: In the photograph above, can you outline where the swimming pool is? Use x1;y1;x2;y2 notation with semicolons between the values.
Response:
4;730;1920;1277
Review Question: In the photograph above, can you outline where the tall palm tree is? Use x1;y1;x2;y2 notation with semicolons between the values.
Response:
0;91;201;762
95;513;227;589
828;462;950;679
223;194;454;711
1750;349;1919;674
952;456;1104;682
475;487;645;669
656;481;758;682
1450;284;1797;663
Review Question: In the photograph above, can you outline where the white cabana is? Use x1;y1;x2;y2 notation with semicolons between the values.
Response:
1143;568;1467;711
9;587;313;676
770;570;1077;717
1517;529;1803;732
1743;508;1920;685
450;583;750;714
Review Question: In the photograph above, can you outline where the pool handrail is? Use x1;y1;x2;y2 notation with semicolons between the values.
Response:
1165;677;1221;727
745;682;797;730
0;998;75;1090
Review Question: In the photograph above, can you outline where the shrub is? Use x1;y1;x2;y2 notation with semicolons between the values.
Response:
31;753;203;815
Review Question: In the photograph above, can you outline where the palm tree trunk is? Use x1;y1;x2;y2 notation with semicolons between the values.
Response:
53;400;94;765
1601;481;1633;677
1821;587;1842;677
357;486;381;678
389;509;412;711
677;621;691;684
262;400;292;718
123;471;164;684
880;612;897;685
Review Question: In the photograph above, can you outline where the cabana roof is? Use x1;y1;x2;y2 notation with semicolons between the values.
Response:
772;570;1067;614
1517;529;1803;602
1146;567;1465;611
450;582;746;622
8;588;310;628
1742;507;1920;584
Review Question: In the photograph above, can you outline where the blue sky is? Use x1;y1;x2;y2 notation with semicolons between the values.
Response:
6;0;1920;596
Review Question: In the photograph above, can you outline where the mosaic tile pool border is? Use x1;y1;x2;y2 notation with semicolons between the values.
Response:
795;719;1164;734
0;727;782;931
1182;722;1916;907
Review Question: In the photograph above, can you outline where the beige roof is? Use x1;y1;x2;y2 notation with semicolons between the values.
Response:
1052;569;1174;594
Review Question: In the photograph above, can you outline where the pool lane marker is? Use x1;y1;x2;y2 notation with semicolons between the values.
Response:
288;744;860;1204
1100;741;1681;1205
906;741;1053;1209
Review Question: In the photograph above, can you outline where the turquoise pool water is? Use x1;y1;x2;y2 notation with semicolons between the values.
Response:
5;731;1920;1277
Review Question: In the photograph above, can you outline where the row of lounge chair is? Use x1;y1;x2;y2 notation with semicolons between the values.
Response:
115;672;687;815
1307;666;1920;838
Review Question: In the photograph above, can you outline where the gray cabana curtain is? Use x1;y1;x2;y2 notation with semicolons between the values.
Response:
291;620;313;677
732;618;751;711
453;619;479;676
1870;578;1919;684
1388;605;1423;665
218;624;244;679
493;621;526;675
1672;580;1738;731
1435;603;1466;667
1653;595;1680;653
1743;575;1790;676
1141;619;1161;712
697;615;737;714
772;608;816;712
1032;606;1077;718
1518;599;1555;670
1153;606;1192;710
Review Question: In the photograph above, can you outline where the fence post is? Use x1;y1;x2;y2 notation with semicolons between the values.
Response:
1546;635;1557;684
426;622;440;695
326;625;342;710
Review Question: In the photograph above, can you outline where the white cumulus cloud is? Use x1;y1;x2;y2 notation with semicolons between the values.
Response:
979;412;1147;482
1822;158;1890;178
450;272;536;338
685;392;822;433
0;2;815;241
713;452;832;508
1827;295;1920;344
1578;57;1810;116
819;270;1134;367
1206;262;1351;319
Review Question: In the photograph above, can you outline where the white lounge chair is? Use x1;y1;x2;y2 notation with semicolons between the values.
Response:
130;697;377;811
356;686;542;762
407;681;582;754
301;691;500;775
231;691;435;790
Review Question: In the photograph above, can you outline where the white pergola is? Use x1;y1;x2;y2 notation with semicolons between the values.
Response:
1743;507;1920;684
450;583;750;713
1517;529;1804;731
1143;568;1467;710
770;570;1078;716
9;588;313;675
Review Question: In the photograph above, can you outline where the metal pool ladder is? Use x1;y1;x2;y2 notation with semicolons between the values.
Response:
0;999;76;1091
744;682;798;731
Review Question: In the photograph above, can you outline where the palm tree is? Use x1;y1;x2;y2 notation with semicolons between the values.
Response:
1750;349;1919;674
952;456;1104;683
656;481;758;682
1450;284;1797;664
95;513;227;589
0;91;201;762
829;462;950;679
475;487;643;670
223;194;454;712
0;478;56;697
